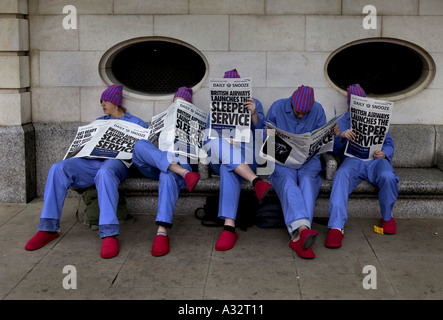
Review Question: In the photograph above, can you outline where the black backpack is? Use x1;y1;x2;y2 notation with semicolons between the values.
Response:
194;191;259;231
255;196;285;228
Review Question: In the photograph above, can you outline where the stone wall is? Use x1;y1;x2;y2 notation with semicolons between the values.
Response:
0;0;35;202
1;0;443;202
27;0;443;125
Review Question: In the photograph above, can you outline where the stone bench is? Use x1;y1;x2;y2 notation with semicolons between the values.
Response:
118;124;443;218
34;123;443;218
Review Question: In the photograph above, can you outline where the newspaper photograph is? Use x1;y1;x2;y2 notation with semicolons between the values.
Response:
208;77;252;143
158;99;208;159
64;120;151;167
344;95;393;161
260;116;341;169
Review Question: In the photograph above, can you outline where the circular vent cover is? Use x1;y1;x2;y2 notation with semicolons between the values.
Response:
324;38;435;100
99;37;208;99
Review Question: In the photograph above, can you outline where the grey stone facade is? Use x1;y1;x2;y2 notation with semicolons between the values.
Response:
1;1;443;203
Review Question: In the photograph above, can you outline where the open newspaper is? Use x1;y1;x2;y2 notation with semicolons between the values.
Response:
63;119;151;168
344;95;393;161
157;99;208;160
260;115;341;169
147;109;168;141
208;77;252;143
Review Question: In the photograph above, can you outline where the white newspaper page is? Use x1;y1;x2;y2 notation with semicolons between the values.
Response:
209;78;252;143
158;100;208;159
147;109;168;141
63;120;110;160
344;95;393;161
64;120;151;167
260;116;340;169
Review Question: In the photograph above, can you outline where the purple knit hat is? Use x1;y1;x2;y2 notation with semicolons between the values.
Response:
223;69;241;78
101;85;123;106
347;84;366;109
174;86;193;103
291;85;315;113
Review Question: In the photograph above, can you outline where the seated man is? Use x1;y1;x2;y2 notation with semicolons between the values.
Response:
132;87;200;257
266;85;327;259
326;84;399;248
204;69;271;251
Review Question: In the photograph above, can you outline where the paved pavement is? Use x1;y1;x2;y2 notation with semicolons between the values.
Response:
0;198;442;304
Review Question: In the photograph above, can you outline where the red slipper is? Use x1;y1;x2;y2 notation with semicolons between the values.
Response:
289;238;315;259
299;228;318;250
101;237;119;259
381;217;396;234
151;234;170;256
25;231;59;251
184;172;200;192
254;180;272;202
325;229;344;248
215;230;238;251
289;228;318;259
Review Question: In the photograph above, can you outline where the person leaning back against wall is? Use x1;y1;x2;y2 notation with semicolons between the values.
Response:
25;85;147;259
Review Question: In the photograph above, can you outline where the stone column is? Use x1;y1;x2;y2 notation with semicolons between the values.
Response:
0;0;35;202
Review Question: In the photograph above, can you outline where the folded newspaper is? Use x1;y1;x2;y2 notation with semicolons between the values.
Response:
260;115;341;169
208;77;252;143
344;95;393;161
157;99;208;160
63;119;151;168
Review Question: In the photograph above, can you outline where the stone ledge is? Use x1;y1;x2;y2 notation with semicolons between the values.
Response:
118;167;443;218
119;167;443;197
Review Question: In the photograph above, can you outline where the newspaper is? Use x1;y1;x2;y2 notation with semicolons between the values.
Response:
147;109;167;141
157;99;208;159
63;120;151;167
208;77;252;143
260;115;341;169
344;95;393;161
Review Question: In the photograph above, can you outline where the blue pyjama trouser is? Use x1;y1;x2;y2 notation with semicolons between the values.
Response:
206;137;257;221
132;139;191;227
38;157;129;238
270;157;323;238
328;157;399;229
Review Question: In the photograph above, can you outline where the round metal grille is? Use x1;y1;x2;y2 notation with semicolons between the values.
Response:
111;41;206;95
327;41;426;96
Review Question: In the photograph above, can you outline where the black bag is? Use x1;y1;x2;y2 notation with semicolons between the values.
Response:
255;196;285;228
194;191;259;231
194;195;224;227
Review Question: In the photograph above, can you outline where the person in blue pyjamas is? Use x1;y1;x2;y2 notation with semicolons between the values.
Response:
325;84;398;248
25;85;147;259
132;87;201;257
266;85;332;259
205;69;272;251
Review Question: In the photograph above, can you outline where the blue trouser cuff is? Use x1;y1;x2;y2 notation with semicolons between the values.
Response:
156;221;173;228
99;224;120;238
38;218;60;232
